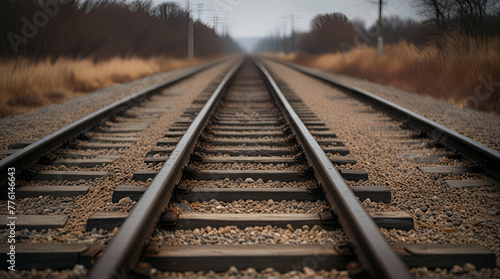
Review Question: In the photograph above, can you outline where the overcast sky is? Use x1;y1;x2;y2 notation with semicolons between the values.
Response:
153;0;422;38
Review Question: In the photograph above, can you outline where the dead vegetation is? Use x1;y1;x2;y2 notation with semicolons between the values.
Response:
0;56;214;118
276;33;500;115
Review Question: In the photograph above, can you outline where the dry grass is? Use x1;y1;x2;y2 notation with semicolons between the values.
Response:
276;34;500;115
0;56;214;118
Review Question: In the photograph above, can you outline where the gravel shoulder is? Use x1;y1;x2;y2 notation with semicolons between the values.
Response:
286;62;500;152
0;60;226;151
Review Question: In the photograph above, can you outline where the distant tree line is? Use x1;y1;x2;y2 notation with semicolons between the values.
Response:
416;0;500;38
0;0;240;60
255;0;500;53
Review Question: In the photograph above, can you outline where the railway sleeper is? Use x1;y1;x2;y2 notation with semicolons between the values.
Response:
85;211;413;231
29;170;108;181
141;243;495;272
0;242;493;271
145;155;357;166
16;185;90;198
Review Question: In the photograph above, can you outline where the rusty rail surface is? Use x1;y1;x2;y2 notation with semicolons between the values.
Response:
88;57;246;278
253;57;412;278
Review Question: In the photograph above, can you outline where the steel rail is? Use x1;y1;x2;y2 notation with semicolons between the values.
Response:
0;58;226;189
88;57;245;279
253;57;412;278
266;57;500;180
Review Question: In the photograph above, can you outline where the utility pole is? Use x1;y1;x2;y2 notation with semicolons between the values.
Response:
284;14;300;52
187;0;194;58
219;20;230;38
197;3;203;20
282;22;287;53
212;16;218;34
290;14;295;52
377;0;383;56
276;25;281;52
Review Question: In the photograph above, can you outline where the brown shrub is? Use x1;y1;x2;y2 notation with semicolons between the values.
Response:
0;55;219;119
277;34;500;115
7;88;44;107
43;90;67;103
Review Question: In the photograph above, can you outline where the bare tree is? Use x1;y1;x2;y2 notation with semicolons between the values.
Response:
416;0;498;37
454;0;497;36
154;2;188;25
298;13;357;54
311;13;351;29
415;0;453;32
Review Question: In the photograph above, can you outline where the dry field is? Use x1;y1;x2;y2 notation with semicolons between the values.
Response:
277;34;500;115
0;56;214;118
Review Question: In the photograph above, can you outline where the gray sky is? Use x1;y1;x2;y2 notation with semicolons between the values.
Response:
153;0;422;38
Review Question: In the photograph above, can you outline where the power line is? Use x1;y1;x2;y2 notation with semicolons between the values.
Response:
283;14;302;52
377;0;383;55
186;0;194;58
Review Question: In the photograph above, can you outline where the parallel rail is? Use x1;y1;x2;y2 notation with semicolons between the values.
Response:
267;57;500;180
0;59;224;189
253;58;411;278
90;57;412;278
89;57;246;278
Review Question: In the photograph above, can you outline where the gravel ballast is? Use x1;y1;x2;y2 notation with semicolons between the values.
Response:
184;179;315;189
171;199;326;214
155;267;349;278
155;225;345;246
193;162;303;171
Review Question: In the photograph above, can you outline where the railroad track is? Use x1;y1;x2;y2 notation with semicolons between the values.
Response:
0;56;497;278
268;58;500;181
0;58;230;272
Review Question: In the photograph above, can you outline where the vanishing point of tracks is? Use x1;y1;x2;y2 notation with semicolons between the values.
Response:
0;56;498;278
